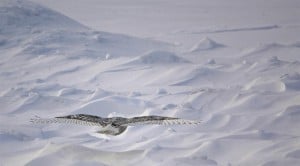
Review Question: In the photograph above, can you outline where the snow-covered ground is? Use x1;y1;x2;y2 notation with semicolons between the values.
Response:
1;0;300;165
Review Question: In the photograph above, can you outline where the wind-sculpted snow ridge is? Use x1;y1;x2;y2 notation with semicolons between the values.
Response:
126;50;190;65
191;25;280;34
0;0;86;35
1;0;300;165
0;0;169;60
189;37;225;52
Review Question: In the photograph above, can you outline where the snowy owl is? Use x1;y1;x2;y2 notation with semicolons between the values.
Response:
31;114;200;136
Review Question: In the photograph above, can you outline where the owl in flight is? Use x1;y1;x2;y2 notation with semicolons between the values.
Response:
31;114;200;136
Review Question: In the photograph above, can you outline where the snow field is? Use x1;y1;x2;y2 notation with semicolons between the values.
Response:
1;0;300;165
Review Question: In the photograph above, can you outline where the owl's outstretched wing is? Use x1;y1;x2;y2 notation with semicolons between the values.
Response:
119;115;201;126
30;114;106;127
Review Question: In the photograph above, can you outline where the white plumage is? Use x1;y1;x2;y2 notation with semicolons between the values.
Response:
31;114;201;136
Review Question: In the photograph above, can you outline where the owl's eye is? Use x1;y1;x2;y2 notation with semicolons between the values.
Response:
111;123;118;127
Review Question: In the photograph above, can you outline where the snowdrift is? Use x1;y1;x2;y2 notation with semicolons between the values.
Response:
1;0;300;166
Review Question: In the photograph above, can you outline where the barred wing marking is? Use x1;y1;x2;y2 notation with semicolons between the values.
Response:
120;116;201;126
30;114;201;127
30;115;105;127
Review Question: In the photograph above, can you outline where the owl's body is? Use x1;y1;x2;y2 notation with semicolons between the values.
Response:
31;114;200;136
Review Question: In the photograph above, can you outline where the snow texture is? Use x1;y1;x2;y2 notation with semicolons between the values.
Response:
1;0;300;165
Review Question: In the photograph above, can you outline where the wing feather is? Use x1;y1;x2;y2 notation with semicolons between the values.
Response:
30;115;104;127
120;116;201;126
